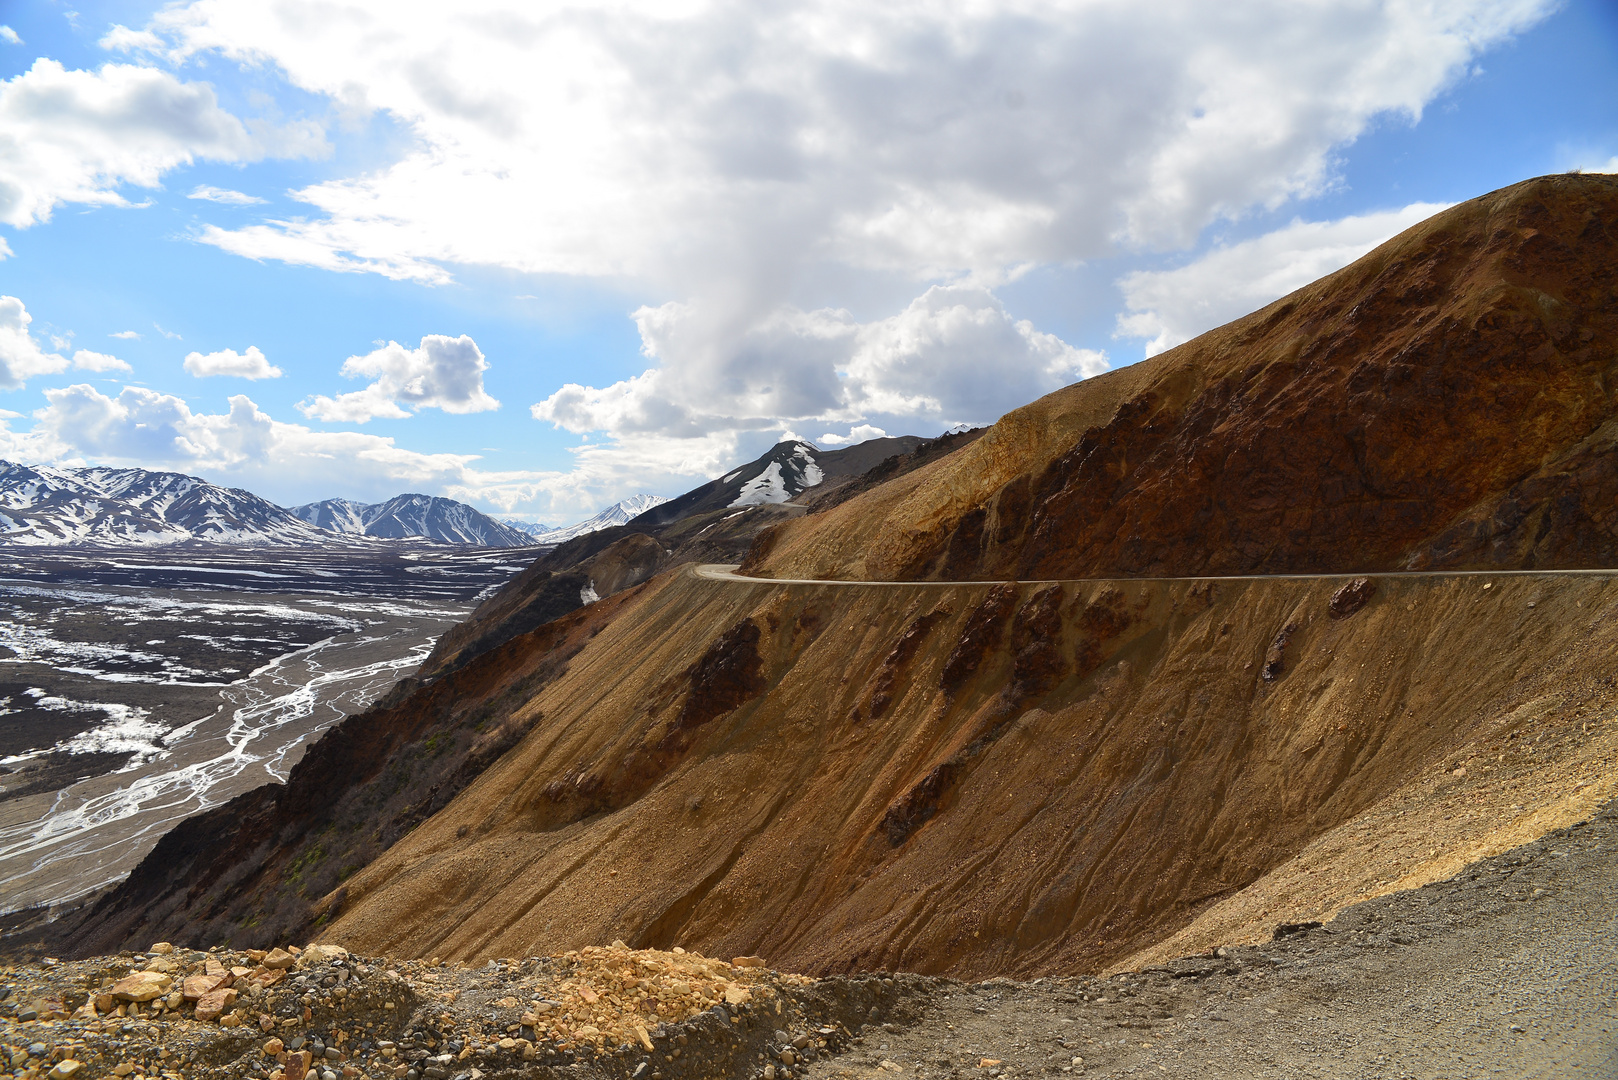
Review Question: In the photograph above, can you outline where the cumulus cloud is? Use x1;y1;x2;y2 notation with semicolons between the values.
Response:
0;296;69;389
137;0;1551;480
0;58;324;229
820;424;888;447
110;330;141;340
163;0;1550;287
187;184;265;205
298;335;499;423
0;381;670;519
72;349;132;373
1116;202;1450;357
0;26;20;46
535;285;1106;445
183;345;282;379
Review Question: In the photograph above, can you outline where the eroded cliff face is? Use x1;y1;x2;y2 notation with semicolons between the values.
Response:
751;174;1618;582
315;565;1618;978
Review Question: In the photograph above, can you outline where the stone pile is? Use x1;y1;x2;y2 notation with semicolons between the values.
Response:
0;940;859;1080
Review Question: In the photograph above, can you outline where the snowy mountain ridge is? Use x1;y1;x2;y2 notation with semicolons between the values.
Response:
534;494;670;545
290;494;537;547
0;461;333;547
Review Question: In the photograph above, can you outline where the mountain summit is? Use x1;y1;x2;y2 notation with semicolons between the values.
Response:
292;494;535;547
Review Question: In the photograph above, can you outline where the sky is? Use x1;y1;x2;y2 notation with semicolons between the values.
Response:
0;1;1614;526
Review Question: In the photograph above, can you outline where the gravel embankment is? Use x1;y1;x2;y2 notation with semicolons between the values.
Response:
4;803;1614;1080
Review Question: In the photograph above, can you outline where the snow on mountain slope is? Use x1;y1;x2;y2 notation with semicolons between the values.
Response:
537;495;670;544
291;498;369;535
357;494;537;546
0;461;331;546
731;443;824;507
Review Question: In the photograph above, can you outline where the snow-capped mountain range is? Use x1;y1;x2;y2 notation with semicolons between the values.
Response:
0;461;334;547
0;458;680;549
529;494;670;545
291;494;534;547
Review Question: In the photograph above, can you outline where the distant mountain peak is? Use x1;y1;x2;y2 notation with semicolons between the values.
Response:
291;493;535;547
535;494;671;545
0;460;331;547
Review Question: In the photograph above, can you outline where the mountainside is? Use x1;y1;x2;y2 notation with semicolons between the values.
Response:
292;493;536;547
290;496;368;535
54;175;1618;983
631;437;925;528
539;494;671;544
0;461;333;546
751;174;1618;582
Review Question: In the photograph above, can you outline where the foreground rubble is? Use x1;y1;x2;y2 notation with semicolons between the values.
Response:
5;803;1616;1079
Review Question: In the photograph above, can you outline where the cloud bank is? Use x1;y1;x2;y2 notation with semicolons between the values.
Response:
134;0;1550;478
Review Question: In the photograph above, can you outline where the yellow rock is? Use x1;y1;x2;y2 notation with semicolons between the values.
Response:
110;971;172;1002
148;943;174;955
261;948;297;970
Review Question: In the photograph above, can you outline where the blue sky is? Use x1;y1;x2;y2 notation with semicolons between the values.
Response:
0;0;1613;525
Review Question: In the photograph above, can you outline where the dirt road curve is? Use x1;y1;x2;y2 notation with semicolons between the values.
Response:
694;564;1618;587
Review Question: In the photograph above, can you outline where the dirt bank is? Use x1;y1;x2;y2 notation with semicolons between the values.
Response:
311;564;1618;978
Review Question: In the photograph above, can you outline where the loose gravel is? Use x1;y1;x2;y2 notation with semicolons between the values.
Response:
4;804;1614;1080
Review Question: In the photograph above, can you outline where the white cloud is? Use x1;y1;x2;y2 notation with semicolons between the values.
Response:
535;284;1106;443
1580;156;1618;174
163;0;1550;287
0;381;654;519
298;334;498;423
72;349;132;373
1116;202;1452;358
110;330;141;340
0;26;20;46
138;0;1551;483
183;345;282;379
820;424;887;447
98;25;163;53
0;296;69;389
187;184;265;205
0;58;325;229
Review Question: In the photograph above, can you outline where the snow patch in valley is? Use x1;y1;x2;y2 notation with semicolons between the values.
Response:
0;690;169;770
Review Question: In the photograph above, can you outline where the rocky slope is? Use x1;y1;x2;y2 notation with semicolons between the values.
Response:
748;174;1618;582
44;175;1618;994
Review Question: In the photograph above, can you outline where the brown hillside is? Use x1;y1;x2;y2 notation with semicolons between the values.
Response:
54;175;1618;982
317;564;1618;977
750;174;1618;581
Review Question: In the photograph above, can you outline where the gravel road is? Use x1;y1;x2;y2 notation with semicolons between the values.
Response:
812;803;1618;1080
